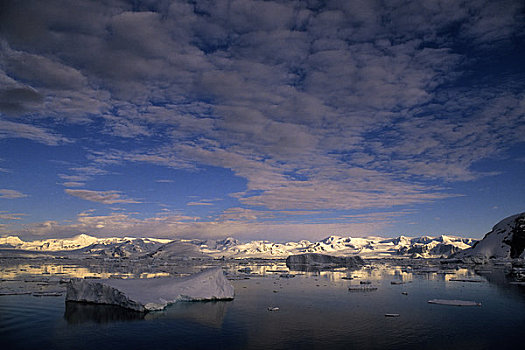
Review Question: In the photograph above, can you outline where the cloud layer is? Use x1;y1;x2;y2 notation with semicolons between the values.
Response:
0;0;524;239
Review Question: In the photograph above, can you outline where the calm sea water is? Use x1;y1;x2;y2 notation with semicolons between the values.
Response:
1;262;525;350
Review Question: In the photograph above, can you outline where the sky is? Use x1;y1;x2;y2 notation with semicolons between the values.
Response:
0;0;524;242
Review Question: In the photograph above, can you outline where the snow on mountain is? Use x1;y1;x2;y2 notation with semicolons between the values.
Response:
1;233;477;259
199;234;475;259
146;240;211;260
0;233;99;251
455;212;525;260
81;238;171;258
0;234;171;257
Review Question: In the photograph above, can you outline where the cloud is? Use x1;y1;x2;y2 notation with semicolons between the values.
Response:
0;189;28;199
0;211;26;220
187;201;214;206
12;209;394;242
61;182;85;188
0;120;71;145
65;189;141;204
0;0;524;235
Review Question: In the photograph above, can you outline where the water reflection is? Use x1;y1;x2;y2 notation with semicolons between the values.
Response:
64;302;145;324
146;301;230;328
64;300;230;327
0;261;202;280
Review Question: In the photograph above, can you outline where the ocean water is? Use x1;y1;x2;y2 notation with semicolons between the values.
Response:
1;262;525;350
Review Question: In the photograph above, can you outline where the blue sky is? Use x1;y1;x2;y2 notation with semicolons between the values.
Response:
0;0;524;241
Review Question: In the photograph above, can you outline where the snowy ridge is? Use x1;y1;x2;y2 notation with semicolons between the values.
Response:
208;235;476;259
455;212;525;260
0;234;170;255
1;233;476;259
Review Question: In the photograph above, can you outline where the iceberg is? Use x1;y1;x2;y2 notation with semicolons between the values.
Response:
427;299;481;306
66;268;234;312
286;253;364;271
348;286;378;292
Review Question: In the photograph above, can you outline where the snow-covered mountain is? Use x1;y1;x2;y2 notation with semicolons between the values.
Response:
455;212;525;260
206;235;475;259
0;233;476;259
0;234;170;256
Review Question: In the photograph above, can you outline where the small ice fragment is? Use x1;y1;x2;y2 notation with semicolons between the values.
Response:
267;307;279;311
449;278;484;283
348;286;378;292
427;299;481;306
385;313;400;317
32;291;63;297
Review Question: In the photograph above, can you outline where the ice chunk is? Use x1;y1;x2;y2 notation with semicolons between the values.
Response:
348;286;378;291
286;253;364;271
427;299;481;306
66;268;234;312
449;278;484;283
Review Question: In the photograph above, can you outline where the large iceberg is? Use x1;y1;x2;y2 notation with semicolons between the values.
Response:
66;268;234;312
286;253;364;271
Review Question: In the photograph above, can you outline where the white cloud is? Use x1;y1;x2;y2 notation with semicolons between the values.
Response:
1;0;523;236
12;209;395;242
61;182;85;188
65;189;141;204
0;211;26;220
0;189;28;199
0;120;71;146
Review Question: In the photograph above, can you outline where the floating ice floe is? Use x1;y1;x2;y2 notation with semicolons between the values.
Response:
286;253;364;271
385;313;400;317
348;286;378;292
66;268;234;312
449;278;484;283
509;281;525;286
427;299;481;306
267;307;280;311
32;291;63;297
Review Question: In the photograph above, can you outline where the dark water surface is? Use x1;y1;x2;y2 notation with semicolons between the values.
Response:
1;262;525;350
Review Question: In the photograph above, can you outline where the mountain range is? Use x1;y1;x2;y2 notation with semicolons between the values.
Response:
0;233;476;259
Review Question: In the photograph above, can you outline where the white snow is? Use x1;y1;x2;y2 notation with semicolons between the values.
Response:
1;232;478;259
456;212;525;260
427;299;481;306
66;267;234;312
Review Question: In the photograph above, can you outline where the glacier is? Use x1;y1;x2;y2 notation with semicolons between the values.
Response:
65;267;234;312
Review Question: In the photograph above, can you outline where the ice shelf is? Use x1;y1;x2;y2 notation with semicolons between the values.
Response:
66;267;234;312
